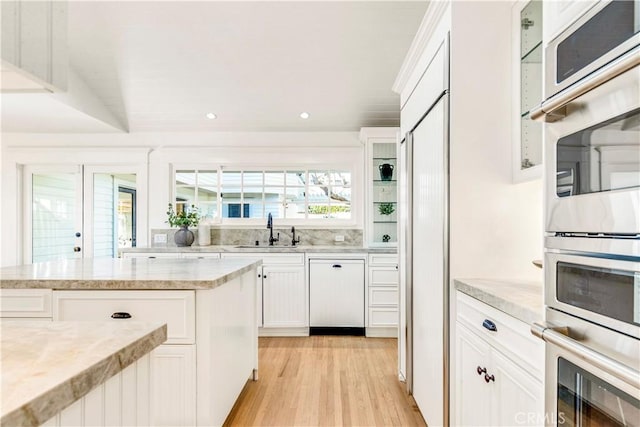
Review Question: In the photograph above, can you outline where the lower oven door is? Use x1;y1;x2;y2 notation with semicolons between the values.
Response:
535;309;640;427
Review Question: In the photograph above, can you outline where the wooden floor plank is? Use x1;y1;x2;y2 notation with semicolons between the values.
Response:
224;336;427;427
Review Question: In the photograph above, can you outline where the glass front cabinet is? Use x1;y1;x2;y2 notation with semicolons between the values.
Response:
360;127;399;247
512;0;543;182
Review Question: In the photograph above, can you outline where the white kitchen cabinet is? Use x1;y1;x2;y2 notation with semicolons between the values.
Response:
221;252;307;336
0;288;52;319
43;354;152;427
122;252;183;259
367;253;398;337
309;259;365;329
262;264;306;328
150;345;196;426
360;128;399;247
48;268;257;427
53;290;197;426
453;292;543;426
512;0;543;182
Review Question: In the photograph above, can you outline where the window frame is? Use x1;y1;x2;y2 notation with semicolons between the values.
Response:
171;165;356;226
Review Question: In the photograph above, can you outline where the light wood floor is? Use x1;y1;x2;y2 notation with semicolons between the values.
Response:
224;336;426;427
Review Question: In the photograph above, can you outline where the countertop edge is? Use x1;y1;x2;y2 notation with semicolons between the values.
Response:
1;323;167;427
0;259;263;290
453;278;543;325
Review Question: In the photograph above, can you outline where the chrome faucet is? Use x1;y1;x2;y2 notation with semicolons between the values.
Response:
267;213;279;246
291;226;300;246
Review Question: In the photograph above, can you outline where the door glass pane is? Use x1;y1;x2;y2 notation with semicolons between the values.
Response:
32;173;77;262
94;173;136;258
558;358;640;426
556;108;640;197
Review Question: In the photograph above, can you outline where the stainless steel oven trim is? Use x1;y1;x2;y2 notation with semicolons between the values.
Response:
544;63;640;235
532;47;640;122
538;308;640;427
544;0;640;100
545;251;640;339
533;322;640;391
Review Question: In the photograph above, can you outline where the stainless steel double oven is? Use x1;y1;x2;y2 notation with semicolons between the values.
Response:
532;1;640;425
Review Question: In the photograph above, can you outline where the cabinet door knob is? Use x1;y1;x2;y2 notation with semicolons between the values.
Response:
482;319;497;332
73;246;82;252
484;373;495;383
258;274;262;278
476;366;487;375
111;312;132;319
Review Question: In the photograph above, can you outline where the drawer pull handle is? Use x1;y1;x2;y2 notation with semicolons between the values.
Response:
111;312;132;319
476;366;486;375
484;373;495;383
482;319;497;332
332;264;342;268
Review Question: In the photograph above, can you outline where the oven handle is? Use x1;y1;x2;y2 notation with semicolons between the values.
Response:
530;47;640;122
532;322;640;390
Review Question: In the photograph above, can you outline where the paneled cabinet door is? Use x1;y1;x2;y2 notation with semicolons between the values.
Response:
491;350;543;427
262;265;306;328
455;323;492;427
150;345;196;427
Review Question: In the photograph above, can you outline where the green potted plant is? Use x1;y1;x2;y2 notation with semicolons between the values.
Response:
166;203;200;247
378;202;395;216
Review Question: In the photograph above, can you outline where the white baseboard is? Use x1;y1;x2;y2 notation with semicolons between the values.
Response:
365;327;398;338
258;327;309;337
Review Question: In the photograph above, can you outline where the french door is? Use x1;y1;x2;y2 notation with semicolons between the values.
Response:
23;165;144;264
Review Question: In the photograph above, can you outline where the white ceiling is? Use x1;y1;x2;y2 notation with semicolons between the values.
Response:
2;1;428;133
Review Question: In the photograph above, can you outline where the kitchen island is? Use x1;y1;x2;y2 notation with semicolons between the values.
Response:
0;257;262;427
1;321;167;426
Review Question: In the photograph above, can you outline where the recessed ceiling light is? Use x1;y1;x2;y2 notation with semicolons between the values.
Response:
205;113;217;119
299;112;310;119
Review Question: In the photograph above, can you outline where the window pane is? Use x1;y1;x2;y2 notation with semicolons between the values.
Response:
309;171;329;186
286;171;306;186
243;171;263;188
244;193;263;218
330;186;351;205
264;171;284;187
198;170;218;187
222;171;242;186
199;202;217;219
331;171;350;186
197;187;217;203
175;170;196;186
308;203;330;219
176;186;195;206
285;201;306;219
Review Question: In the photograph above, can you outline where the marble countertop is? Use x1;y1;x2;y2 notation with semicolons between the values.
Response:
1;321;167;426
0;257;262;290
120;245;397;254
454;278;543;324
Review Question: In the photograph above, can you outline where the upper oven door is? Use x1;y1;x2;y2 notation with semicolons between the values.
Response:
545;61;640;236
546;0;640;98
545;250;640;339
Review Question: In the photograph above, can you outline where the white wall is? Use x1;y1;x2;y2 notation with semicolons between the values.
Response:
449;1;542;282
0;131;364;266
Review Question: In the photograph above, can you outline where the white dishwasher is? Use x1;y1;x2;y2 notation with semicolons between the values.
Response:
309;259;365;335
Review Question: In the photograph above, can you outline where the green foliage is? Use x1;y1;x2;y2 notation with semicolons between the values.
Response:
166;203;200;228
378;202;395;215
308;205;350;215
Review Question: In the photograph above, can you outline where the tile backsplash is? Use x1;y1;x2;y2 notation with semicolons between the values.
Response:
151;227;363;247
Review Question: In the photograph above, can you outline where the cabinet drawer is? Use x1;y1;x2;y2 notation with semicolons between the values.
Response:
368;254;398;266
181;252;220;259
53;290;195;344
222;253;304;265
368;308;398;327
369;268;398;286
456;292;543;377
369;286;398;306
0;289;52;318
123;253;181;259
